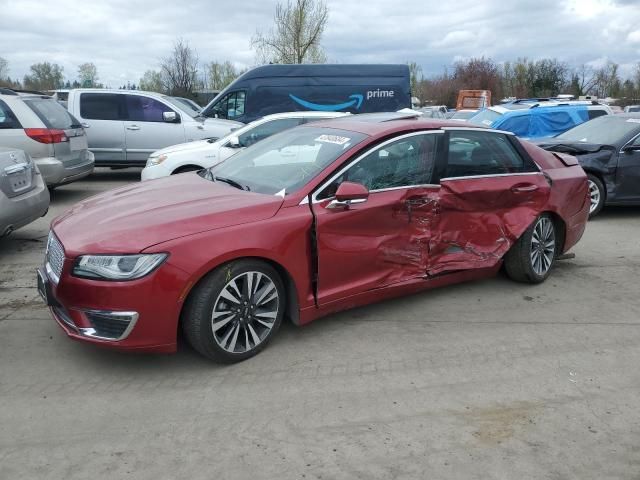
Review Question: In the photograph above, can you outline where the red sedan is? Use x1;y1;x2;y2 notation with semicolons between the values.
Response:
37;114;590;362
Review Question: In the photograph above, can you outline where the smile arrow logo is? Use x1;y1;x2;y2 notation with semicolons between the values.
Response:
289;93;364;112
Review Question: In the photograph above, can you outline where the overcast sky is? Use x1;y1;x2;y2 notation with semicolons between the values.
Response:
1;0;639;87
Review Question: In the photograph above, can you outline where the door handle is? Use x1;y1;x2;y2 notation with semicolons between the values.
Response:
126;125;141;131
511;184;538;193
81;123;90;128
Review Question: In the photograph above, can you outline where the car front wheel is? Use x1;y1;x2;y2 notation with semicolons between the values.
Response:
504;214;557;284
182;259;285;363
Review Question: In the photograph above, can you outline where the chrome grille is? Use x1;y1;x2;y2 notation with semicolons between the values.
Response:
45;231;64;283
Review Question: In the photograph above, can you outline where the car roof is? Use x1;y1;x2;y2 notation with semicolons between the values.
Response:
70;88;164;97
259;111;350;121
304;112;485;135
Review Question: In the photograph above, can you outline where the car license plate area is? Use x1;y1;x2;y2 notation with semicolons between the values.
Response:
37;269;54;306
8;169;31;193
69;136;84;152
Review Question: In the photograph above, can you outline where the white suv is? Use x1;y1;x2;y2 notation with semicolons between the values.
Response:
141;111;349;180
0;89;94;187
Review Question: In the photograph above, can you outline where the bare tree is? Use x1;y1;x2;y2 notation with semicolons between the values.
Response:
161;38;198;97
407;61;423;98
0;57;8;80
570;64;597;96
77;62;99;87
139;70;164;93
252;0;329;64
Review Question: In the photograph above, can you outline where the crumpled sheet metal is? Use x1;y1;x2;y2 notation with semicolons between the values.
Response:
423;178;549;276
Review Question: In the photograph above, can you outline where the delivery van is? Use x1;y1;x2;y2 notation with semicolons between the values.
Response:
201;64;411;123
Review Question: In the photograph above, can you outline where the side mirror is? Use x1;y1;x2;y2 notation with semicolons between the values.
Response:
228;136;241;148
327;181;369;209
163;111;179;123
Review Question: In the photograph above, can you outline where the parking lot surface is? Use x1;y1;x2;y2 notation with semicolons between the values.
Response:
1;168;640;479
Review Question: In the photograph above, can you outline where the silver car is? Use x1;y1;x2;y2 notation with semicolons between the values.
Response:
0;90;94;187
66;89;242;167
0;147;49;237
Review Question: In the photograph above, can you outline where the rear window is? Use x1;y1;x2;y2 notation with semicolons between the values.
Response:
23;98;80;129
588;110;608;120
469;108;503;126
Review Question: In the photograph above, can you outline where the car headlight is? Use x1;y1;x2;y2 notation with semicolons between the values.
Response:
73;254;168;280
147;154;168;166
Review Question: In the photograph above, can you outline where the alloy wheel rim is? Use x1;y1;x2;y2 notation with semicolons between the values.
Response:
530;217;555;276
211;271;279;353
588;180;601;214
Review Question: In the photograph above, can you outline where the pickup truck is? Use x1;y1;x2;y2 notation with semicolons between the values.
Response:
66;89;243;167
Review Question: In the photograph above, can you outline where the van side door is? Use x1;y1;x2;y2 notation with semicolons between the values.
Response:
122;94;185;163
75;92;126;164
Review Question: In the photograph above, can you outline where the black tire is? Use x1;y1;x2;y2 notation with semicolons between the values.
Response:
182;259;285;363
504;214;557;284
172;165;202;175
586;173;605;218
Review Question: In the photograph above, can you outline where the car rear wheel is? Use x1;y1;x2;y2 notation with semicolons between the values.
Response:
182;259;285;363
586;173;605;218
504;214;556;284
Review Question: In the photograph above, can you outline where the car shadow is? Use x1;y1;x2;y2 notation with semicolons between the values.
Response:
593;205;640;220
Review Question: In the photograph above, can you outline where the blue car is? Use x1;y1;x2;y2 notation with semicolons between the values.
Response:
469;102;612;139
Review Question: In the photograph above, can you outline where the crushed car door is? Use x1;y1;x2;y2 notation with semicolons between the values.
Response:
426;129;550;276
311;131;442;305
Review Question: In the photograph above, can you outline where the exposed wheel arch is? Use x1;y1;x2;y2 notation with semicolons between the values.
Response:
179;256;301;335
172;165;203;174
545;211;567;254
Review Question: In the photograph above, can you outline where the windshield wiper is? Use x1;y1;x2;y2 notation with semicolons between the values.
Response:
214;175;250;191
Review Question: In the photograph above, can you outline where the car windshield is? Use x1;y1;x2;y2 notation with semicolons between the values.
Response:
450;110;476;120
23;97;81;129
203;126;368;195
556;116;640;144
162;96;199;118
469;108;503;126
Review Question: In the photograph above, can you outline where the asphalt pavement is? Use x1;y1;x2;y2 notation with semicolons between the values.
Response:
1;168;639;479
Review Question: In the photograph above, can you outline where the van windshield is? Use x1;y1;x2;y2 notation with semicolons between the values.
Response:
201;126;368;195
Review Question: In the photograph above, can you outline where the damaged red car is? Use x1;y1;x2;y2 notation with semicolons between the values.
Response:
38;114;590;362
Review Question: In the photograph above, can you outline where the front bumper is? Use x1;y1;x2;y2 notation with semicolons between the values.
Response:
141;162;172;181
35;152;95;187
37;255;188;353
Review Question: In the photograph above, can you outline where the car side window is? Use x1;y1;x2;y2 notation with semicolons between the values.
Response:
80;93;125;120
444;131;537;179
237;118;303;148
0;101;20;129
317;133;438;199
125;95;175;123
588;110;607;120
214;91;246;120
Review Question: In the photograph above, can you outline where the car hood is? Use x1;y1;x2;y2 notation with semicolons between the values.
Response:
533;138;614;153
153;139;221;157
52;173;284;256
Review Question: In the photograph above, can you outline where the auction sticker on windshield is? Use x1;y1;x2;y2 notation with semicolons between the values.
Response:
315;134;351;145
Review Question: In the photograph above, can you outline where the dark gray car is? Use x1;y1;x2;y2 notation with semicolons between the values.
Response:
536;114;640;217
0;147;50;236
